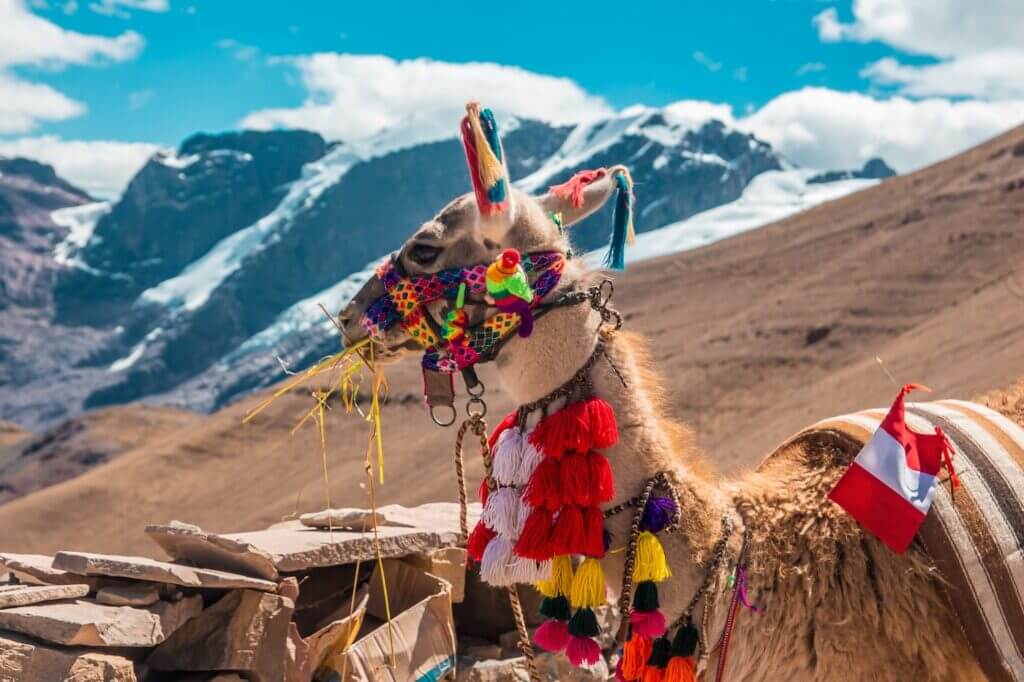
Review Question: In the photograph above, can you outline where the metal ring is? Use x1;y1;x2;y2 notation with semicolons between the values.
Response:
430;404;457;427
466;397;488;418
466;380;486;398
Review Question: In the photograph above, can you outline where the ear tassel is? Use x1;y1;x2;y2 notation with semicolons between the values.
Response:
461;102;509;216
604;167;635;272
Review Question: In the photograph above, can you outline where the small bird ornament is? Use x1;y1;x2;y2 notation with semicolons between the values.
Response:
485;248;535;337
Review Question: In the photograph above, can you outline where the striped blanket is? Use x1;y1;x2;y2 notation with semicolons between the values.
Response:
804;400;1024;681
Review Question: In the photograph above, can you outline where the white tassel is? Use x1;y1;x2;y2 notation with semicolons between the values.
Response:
491;427;524;485
480;535;516;586
507;557;546;584
515;439;543;486
482;487;521;537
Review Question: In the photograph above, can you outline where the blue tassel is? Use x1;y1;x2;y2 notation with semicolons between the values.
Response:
603;171;634;271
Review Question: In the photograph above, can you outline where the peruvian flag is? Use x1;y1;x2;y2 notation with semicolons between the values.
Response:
829;384;951;554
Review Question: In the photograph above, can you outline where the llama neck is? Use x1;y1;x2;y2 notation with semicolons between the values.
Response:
494;302;728;608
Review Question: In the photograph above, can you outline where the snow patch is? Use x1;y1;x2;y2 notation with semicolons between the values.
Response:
588;170;876;266
140;144;361;312
155;152;200;169
52;201;111;267
109;327;163;373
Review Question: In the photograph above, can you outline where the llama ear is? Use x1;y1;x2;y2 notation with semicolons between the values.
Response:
536;167;622;227
460;101;512;218
537;165;636;270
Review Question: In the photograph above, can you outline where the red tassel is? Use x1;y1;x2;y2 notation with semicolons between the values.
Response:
550;505;585;555
514;507;554;560
585;398;618;449
590;450;615;503
560;452;593;507
549;168;607;208
641;667;665;682
466;521;496;563
535;618;571;652
621;635;652;681
478;479;490;506
488;411;518;451
566;635;601;666
523;456;562;511
582;505;606;557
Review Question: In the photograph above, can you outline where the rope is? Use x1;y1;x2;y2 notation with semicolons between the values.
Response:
614;475;659;648
452;416;486;538
507;585;541;682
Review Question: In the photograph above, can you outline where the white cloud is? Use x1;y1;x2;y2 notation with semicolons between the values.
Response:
814;0;1024;98
88;0;167;16
738;87;1024;171
0;0;144;132
797;62;826;76
692;50;723;72
0;135;161;198
240;54;613;142
216;38;259;62
127;87;154;110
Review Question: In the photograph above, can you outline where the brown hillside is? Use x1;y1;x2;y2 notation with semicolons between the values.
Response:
1;123;1023;556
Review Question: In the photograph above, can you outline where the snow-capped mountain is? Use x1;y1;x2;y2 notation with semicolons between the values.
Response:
0;110;893;427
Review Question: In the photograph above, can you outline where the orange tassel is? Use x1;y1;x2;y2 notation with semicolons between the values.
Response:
621;635;652;681
664;657;696;682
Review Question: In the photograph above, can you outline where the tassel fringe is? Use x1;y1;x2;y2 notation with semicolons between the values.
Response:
566;636;602;666
621;635;652;681
466;521;495;563
482;487;524;537
537;554;573;598
536;618;571;652
491;427;524;485
634;531;672;583
570;557;606;609
604;167;635;271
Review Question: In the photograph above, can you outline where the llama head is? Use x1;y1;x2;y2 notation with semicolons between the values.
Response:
338;102;629;360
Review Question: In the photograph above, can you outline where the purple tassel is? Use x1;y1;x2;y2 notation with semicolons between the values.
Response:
640;496;676;533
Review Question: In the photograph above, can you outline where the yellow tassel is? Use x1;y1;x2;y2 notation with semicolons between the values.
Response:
465;102;506;189
536;554;573;598
633;531;672;583
569;557;606;608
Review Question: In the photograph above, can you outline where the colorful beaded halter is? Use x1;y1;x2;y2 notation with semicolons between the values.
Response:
360;250;565;373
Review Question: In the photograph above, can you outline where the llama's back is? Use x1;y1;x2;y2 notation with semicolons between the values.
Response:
802;398;1024;681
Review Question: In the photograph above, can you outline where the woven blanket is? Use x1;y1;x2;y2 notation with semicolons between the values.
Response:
800;400;1024;681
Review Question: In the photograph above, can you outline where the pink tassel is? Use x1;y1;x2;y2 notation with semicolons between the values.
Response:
535;619;571;652
566;635;602;666
630;609;667;639
549;168;608;208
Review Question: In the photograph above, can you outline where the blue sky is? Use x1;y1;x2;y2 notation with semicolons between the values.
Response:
1;0;1021;197
22;0;921;145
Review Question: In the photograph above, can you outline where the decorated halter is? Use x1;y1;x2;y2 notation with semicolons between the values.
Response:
360;250;565;373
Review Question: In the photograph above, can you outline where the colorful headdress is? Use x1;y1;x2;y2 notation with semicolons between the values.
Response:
461;102;510;217
548;165;636;270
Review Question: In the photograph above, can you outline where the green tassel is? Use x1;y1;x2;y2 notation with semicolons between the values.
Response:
567;607;600;637
671;622;700;657
633;580;659;612
540;595;571;621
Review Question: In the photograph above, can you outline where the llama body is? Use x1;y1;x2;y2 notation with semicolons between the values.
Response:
337;105;1016;679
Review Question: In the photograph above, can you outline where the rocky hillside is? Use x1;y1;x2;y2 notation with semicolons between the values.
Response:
2;109;856;430
0;123;1019;557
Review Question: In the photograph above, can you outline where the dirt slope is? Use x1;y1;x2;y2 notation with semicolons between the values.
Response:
1;123;1023;556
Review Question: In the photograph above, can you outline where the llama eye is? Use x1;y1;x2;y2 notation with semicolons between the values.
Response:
409;243;441;265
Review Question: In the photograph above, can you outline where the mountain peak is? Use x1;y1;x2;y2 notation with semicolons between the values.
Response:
0;157;92;202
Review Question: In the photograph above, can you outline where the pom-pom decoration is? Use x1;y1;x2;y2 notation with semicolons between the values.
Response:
466;520;495;563
640;496;676;534
621;634;653;681
634;531;672;583
535;618;571;652
481;486;525;537
522;456;562;511
570;557;606;609
460;102;509;217
536;554;573;598
630;608;667;639
566;636;602;666
515;507;554;560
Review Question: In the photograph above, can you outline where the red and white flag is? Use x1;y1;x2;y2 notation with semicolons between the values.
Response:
829;384;955;554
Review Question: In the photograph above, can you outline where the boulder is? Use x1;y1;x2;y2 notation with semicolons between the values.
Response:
96;583;160;607
298;508;387;530
0;583;89;609
145;520;279;581
147;589;295;682
228;502;480;572
53;551;277;592
0;595;201;647
0;632;137;681
0;553;97;588
299;502;479;530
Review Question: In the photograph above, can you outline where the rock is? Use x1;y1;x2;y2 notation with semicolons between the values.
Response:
96;583;160;607
145;520;279;581
0;632;137;681
464;643;503;660
53;551;277;592
231;502;480;572
147;589;294;682
0;553;97;588
0;595;201;647
456;653;609;681
299;507;386;530
0;583;89;609
299;502;480;531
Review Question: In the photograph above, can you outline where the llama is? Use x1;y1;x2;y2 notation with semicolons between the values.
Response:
338;106;1022;681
